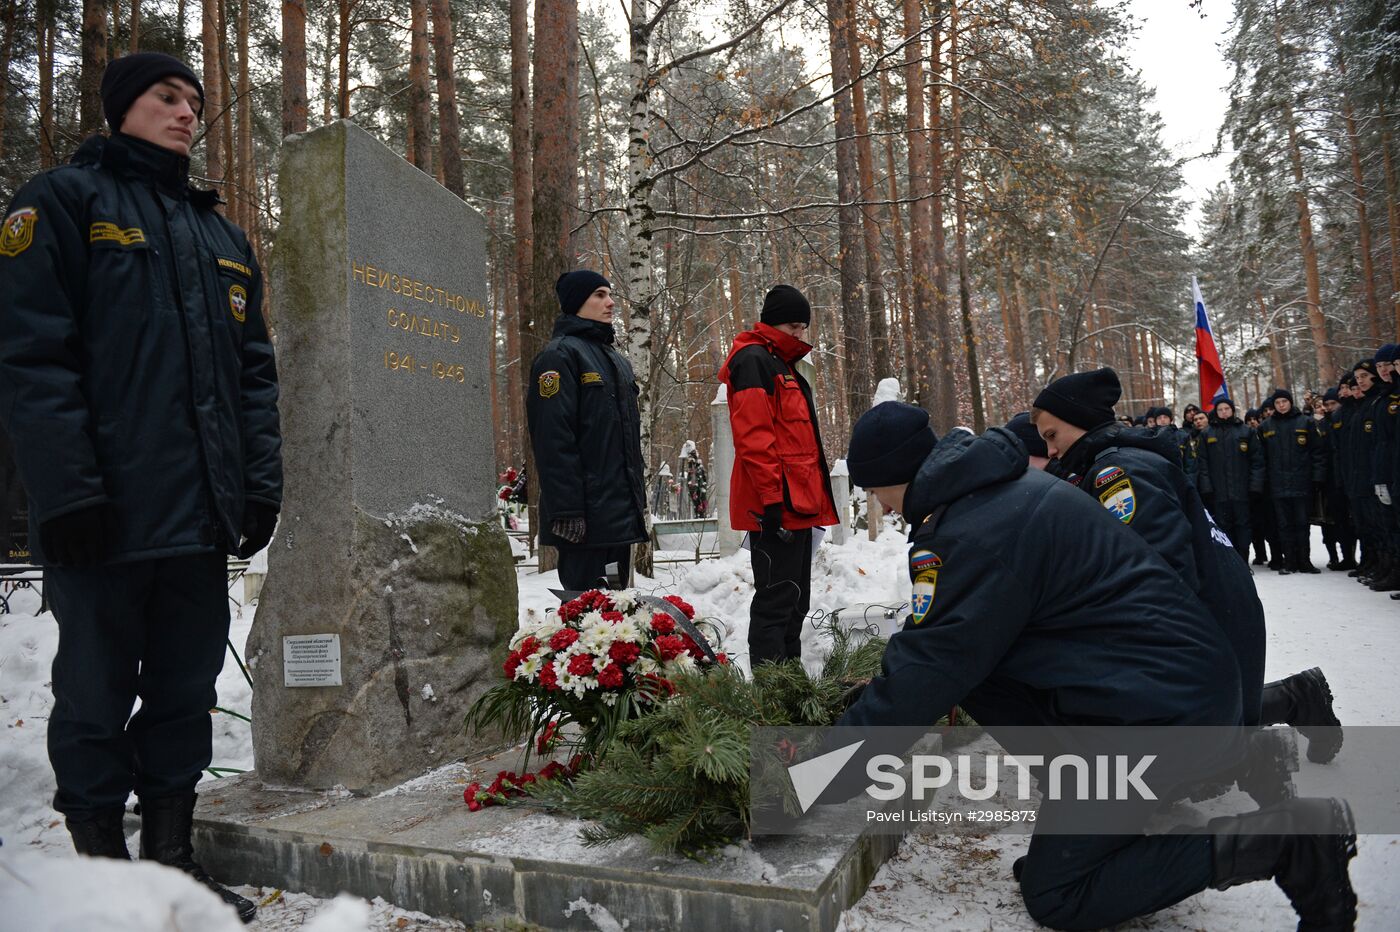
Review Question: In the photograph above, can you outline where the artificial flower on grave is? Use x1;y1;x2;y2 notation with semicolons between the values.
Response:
463;588;726;775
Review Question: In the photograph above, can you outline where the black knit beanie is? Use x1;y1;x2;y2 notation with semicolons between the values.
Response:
1268;387;1295;409
101;52;204;131
847;402;937;488
760;284;812;327
1033;368;1121;431
555;269;610;316
1323;388;1340;403
1005;412;1048;459
1353;359;1379;380
1376;343;1399;364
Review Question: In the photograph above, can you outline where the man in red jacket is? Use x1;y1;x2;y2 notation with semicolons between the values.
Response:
718;285;837;665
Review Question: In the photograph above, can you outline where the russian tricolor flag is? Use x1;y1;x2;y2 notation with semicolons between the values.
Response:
1193;276;1229;407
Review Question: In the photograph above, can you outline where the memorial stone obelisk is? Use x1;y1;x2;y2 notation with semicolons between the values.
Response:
247;121;516;792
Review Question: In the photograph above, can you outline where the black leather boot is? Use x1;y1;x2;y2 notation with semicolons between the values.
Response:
1295;535;1321;573
1209;798;1357;931
139;794;257;924
1235;728;1300;808
1262;668;1344;764
65;809;131;859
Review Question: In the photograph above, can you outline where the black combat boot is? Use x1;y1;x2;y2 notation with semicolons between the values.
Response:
65;808;131;859
1367;554;1400;590
1324;540;1340;570
1235;728;1300;808
1261;668;1344;764
1295;536;1321;574
1209;798;1357;931
139;793;257;924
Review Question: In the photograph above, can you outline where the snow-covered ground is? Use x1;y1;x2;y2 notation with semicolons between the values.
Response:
1;526;1396;930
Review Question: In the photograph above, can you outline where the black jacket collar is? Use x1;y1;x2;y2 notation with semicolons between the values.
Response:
551;313;616;346
74;133;219;206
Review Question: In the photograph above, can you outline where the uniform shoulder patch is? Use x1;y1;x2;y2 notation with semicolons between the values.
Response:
910;569;938;625
910;549;942;572
228;283;247;322
1239;440;1249;452
538;370;560;398
0;207;38;256
1098;478;1136;524
581;371;603;385
1295;430;1308;446
1093;465;1125;489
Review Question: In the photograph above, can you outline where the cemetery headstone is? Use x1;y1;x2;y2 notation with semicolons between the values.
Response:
247;121;517;792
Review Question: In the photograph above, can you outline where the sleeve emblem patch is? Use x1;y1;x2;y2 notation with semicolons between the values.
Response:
1239;440;1249;452
1295;431;1308;446
581;371;603;385
910;549;942;571
0;207;38;256
1093;465;1124;488
538;370;560;398
89;221;146;246
910;569;938;625
1099;478;1136;524
228;283;247;322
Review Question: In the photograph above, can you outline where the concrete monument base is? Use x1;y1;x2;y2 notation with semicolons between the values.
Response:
186;746;907;932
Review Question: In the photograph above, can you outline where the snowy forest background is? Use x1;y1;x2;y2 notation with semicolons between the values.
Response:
1;0;1397;492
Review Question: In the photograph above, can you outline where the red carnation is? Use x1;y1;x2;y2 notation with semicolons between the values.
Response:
655;634;686;661
549;627;579;651
498;486;512;501
567;653;597;677
663;595;696;619
505;468;519;483
557;600;582;622
650;612;676;635
464;782;483;811
681;634;705;659
601;610;624;623
716;652;729;665
539;761;567;781
539;663;559;691
502;652;521;680
608;640;641;666
518;635;540;657
597;663;624;688
536;721;559;754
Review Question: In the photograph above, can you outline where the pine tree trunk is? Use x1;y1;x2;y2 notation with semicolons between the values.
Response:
948;1;983;431
0;0;16;166
1257;290;1287;388
842;1;891;383
1342;93;1380;342
1384;131;1400;339
176;0;186;57
407;0;432;173
281;0;308;137
236;0;252;228
321;8;334;124
532;0;579;572
429;0;463;197
129;0;140;51
200;0;224;188
927;1;957;421
509;0;535;548
80;0;108;136
337;0;350;117
903;0;940;416
874;26;914;386
38;9;54;167
826;0;872;415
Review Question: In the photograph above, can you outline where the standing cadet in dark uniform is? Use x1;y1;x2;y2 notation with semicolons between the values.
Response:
839;402;1357;932
1035;369;1343;764
1342;360;1385;582
1259;389;1325;574
1320;386;1359;571
1365;344;1400;591
1195;400;1264;561
0;54;282;922
526;270;647;591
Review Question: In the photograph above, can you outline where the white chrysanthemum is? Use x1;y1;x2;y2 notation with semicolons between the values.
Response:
635;654;660;675
612;591;638;613
515;654;543;681
579;619;615;653
608;617;642;643
601;692;619;706
667;652;698;675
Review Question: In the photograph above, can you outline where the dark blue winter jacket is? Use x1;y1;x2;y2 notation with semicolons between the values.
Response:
837;428;1241;731
0;133;282;564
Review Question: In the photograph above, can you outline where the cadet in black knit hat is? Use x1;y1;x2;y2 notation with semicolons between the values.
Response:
1005;411;1049;466
1030;367;1121;461
847;402;938;490
555;269;611;316
101;52;204;132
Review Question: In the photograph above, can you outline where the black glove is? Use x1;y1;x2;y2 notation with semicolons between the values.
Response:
39;505;111;567
760;503;793;543
237;502;279;558
552;516;586;544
